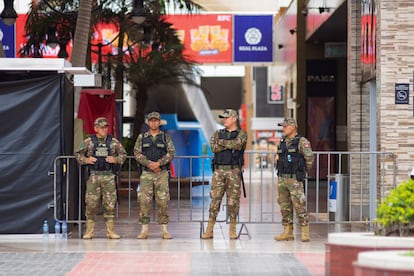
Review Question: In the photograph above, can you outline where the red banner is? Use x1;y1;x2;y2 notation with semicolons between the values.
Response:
77;89;118;138
15;13;233;64
166;14;233;64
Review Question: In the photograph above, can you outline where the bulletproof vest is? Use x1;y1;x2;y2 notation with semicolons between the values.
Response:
141;132;168;163
276;135;306;175
91;135;113;171
213;129;244;166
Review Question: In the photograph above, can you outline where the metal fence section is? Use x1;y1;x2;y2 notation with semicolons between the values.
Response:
50;151;397;239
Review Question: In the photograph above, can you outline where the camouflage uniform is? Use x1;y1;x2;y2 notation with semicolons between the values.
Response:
208;129;248;221
277;135;313;226
202;109;248;240
134;123;175;225
76;132;126;221
76;117;126;239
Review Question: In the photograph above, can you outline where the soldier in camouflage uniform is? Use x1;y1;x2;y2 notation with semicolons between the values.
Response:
275;118;314;242
134;112;175;239
76;117;127;239
202;109;248;240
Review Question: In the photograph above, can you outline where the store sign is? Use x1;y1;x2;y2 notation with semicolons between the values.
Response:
233;15;273;63
307;74;336;83
395;83;409;104
166;14;233;63
0;20;15;57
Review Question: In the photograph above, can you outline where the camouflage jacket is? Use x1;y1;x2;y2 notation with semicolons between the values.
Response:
134;131;176;167
210;128;248;153
75;136;127;165
276;136;314;171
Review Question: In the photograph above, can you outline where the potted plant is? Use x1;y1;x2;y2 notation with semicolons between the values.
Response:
326;178;414;275
374;179;414;236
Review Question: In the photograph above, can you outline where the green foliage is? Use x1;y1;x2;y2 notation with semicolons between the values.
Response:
402;251;414;257
21;0;200;58
22;0;201;139
121;137;139;171
121;136;135;156
375;179;414;228
403;251;414;257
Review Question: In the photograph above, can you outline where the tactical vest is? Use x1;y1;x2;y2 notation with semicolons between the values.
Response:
213;129;244;166
91;135;113;171
276;135;306;175
141;132;169;169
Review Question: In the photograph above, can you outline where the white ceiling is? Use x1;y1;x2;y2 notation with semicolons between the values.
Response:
192;0;292;13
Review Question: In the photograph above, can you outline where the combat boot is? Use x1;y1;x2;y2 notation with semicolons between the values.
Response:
105;219;120;239
274;224;294;241
83;220;95;239
161;224;172;239
301;225;310;242
137;224;149;239
201;219;215;239
229;220;238;240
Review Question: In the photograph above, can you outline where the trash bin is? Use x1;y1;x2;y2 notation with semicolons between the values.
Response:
329;174;349;222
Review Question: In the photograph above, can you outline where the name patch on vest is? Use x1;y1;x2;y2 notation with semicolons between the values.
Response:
95;146;109;157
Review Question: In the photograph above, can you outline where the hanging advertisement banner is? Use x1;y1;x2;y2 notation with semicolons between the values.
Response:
233;15;273;63
361;0;377;81
166;14;233;64
16;14;233;64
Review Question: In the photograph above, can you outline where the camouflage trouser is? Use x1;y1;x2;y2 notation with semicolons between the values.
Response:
277;177;308;226
85;173;117;221
137;170;170;224
208;168;241;221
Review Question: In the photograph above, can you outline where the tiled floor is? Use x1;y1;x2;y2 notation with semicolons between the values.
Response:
0;221;337;275
0;172;366;275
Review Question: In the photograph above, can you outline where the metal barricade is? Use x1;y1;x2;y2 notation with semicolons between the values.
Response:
50;151;397;239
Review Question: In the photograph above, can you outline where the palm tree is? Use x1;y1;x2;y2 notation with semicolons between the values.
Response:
72;0;199;66
71;0;93;67
125;3;199;139
22;0;201;139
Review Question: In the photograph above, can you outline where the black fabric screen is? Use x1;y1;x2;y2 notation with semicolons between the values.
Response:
0;74;73;233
